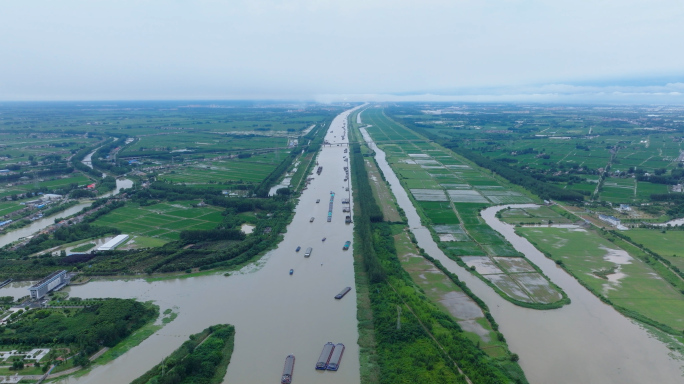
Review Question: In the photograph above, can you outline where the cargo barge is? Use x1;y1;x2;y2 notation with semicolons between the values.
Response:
343;241;351;250
327;343;345;371
316;342;335;370
335;287;351;300
281;354;295;384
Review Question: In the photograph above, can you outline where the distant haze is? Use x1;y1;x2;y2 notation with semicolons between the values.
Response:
1;0;683;103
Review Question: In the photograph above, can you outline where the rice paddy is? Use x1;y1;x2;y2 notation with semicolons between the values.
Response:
520;227;684;330
92;200;224;241
360;106;565;306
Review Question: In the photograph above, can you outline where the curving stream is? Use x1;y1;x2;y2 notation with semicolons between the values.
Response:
358;125;684;383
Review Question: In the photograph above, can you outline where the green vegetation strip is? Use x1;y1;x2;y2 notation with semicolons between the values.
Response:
350;136;527;383
130;324;235;384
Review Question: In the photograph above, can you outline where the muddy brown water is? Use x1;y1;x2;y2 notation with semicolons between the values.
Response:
359;125;684;383
52;106;364;384
0;179;133;252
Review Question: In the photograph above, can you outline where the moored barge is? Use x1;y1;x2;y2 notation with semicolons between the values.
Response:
335;287;351;300
281;354;295;384
316;342;335;370
327;343;345;371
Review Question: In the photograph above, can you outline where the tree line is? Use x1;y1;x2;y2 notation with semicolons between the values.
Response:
131;324;235;384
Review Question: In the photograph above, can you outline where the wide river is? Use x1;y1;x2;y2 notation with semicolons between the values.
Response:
359;122;684;383
48;106;364;384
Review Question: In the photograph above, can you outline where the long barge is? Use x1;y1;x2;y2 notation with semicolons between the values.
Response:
327;343;345;371
0;278;12;289
315;342;335;370
281;354;295;384
335;287;351;300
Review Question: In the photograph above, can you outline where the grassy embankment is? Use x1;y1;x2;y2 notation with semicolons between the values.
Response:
130;324;235;384
349;118;527;383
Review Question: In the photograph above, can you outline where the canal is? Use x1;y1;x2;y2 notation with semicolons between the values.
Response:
359;123;684;383
52;106;364;384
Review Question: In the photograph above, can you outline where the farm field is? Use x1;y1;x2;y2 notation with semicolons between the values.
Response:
159;156;279;184
123;132;287;154
0;174;93;199
623;229;684;272
384;104;684;207
91;201;224;241
360;106;566;306
499;206;575;225
519;227;684;331
0;102;338;136
394;227;509;358
461;256;563;304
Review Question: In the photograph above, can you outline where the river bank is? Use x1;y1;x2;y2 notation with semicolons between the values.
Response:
358;122;684;383
50;106;364;384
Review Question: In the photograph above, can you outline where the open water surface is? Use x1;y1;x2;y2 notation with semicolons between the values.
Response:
53;106;364;384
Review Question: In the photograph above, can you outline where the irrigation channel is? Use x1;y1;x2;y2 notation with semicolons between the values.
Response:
358;123;684;383
42;106;365;384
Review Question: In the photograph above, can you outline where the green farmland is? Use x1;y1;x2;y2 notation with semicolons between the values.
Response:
92;201;224;241
358;106;566;308
160;156;279;185
519;227;684;331
623;229;684;272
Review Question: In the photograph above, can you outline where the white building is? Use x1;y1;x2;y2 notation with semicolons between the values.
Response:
41;194;63;201
97;234;129;251
29;270;70;299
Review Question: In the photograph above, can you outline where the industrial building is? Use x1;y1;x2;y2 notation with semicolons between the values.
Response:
29;270;70;299
97;234;129;251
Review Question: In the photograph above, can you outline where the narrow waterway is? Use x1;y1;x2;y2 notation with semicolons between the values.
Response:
81;148;98;169
0;179;133;252
358;126;684;383
52;106;364;384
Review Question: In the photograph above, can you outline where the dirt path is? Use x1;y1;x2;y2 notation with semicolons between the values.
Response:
45;347;109;379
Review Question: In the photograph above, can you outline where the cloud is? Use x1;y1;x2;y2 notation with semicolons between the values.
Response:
314;82;684;103
0;1;683;101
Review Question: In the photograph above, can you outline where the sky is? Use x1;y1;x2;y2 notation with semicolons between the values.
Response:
1;0;683;103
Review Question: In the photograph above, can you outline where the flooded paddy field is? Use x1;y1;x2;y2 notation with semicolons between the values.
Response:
519;225;684;331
